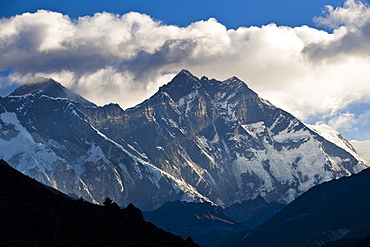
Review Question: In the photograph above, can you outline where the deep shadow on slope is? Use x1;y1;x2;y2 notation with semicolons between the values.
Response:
0;159;198;247
221;167;370;247
143;199;285;247
324;225;370;247
143;200;240;247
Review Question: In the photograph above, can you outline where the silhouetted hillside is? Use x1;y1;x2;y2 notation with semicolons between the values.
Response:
0;159;198;247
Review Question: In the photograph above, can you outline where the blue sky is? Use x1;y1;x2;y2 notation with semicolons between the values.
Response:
1;0;345;28
0;0;370;141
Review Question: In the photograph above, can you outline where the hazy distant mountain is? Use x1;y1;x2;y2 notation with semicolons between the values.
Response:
222;163;370;247
0;159;198;247
143;201;238;247
222;196;286;227
350;139;370;164
143;198;285;247
0;70;367;211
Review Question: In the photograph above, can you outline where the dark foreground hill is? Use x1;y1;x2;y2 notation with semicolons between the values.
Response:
222;167;370;247
143;198;285;247
144;200;239;247
0;159;198;247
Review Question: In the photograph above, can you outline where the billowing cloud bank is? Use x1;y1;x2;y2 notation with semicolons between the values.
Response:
1;0;370;140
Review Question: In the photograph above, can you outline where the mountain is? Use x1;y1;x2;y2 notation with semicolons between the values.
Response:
0;159;198;247
81;69;367;206
222;164;370;247
0;77;208;209
10;77;96;107
0;70;367;211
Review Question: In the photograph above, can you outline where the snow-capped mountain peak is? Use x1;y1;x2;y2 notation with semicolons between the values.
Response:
10;77;95;107
81;70;368;207
0;69;367;211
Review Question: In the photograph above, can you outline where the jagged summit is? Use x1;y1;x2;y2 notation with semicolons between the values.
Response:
10;77;66;97
10;77;95;107
165;69;200;89
176;69;199;80
156;69;256;105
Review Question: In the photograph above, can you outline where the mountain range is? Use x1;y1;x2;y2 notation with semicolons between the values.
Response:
0;69;367;213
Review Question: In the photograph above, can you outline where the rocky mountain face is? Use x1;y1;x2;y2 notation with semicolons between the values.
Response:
0;70;367;211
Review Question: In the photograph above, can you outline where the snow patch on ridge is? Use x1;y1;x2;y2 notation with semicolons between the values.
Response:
177;90;198;117
309;124;357;156
91;124;212;203
0;112;97;203
0;112;61;172
242;122;266;140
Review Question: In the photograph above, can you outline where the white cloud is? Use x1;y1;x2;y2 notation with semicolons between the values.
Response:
314;0;370;29
1;1;370;139
323;109;370;140
327;112;357;130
